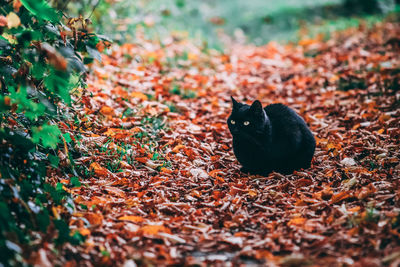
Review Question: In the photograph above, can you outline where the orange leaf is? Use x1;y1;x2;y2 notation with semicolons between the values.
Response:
248;189;258;197
357;184;376;200
89;162;109;177
118;215;145;223
172;144;185;153
160;167;173;174
139;225;171;235
104;186;125;198
131;127;142;133
103;128;118;137
85;212;103;225
60;179;69;184
377;128;385;134
79;228;91;236
135;157;148;164
331;191;352;204
296;178;313;187
348;206;361;213
209;169;225;183
255;250;278;261
100;106;115;116
52;206;60;219
96;42;105;53
130;92;148;101
347;227;359;236
4;96;11;106
298;38;318;46
13;0;22;12
288;217;307;226
208;169;223;178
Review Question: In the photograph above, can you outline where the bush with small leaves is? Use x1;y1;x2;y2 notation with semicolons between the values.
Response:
0;0;109;265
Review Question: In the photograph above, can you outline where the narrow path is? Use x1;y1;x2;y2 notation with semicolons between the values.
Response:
58;22;400;266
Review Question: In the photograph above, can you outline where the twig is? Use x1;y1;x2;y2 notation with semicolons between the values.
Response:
88;0;101;19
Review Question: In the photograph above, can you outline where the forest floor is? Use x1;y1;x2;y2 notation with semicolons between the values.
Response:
46;20;400;266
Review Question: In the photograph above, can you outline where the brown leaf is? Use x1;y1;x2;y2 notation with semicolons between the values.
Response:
357;184;376;200
85;212;103;225
138;225;171;235
118;215;145;223
100;106;115;116
331;191;352;204
90;162;110;177
105;186;125;198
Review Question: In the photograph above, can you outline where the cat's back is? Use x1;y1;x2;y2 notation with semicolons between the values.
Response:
264;103;314;159
264;103;302;124
264;103;310;141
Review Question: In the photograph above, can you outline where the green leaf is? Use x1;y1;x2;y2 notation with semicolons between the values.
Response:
31;61;47;80
70;177;81;188
53;219;70;244
83;57;94;65
44;68;72;103
32;124;61;149
9;86;46;119
56;183;63;191
70;231;85;245
48;154;60;167
101;250;111;257
20;0;60;23
37;209;50;232
0;202;11;221
63;133;72;143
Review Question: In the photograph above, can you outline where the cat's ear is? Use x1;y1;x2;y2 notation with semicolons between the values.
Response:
231;96;240;109
249;100;263;116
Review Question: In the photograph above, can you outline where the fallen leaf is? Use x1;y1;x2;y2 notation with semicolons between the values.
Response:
105;186;125;198
139;225;171;235
90;162;110;177
100;106;115;116
85;212;103;225
130;92;148;101
118;215;145;223
331;191;352;204
288;217;307;226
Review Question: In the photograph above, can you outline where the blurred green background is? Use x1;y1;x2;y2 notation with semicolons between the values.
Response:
63;0;400;47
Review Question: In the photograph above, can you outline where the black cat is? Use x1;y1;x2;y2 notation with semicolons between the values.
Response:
227;97;316;175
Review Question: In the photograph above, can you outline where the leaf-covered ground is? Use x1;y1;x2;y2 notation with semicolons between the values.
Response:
49;21;399;266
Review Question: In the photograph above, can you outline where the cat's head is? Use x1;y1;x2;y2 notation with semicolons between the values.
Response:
227;97;269;138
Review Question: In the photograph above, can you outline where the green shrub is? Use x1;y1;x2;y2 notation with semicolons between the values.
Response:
344;0;396;14
0;0;108;265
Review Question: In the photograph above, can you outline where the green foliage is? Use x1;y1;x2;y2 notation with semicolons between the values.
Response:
63;0;398;47
344;0;396;14
32;124;62;149
20;0;60;22
0;0;107;265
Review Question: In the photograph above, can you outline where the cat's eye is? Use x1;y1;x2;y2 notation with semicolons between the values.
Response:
243;121;250;126
230;120;236;125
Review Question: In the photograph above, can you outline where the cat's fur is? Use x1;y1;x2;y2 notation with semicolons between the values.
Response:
227;97;315;175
